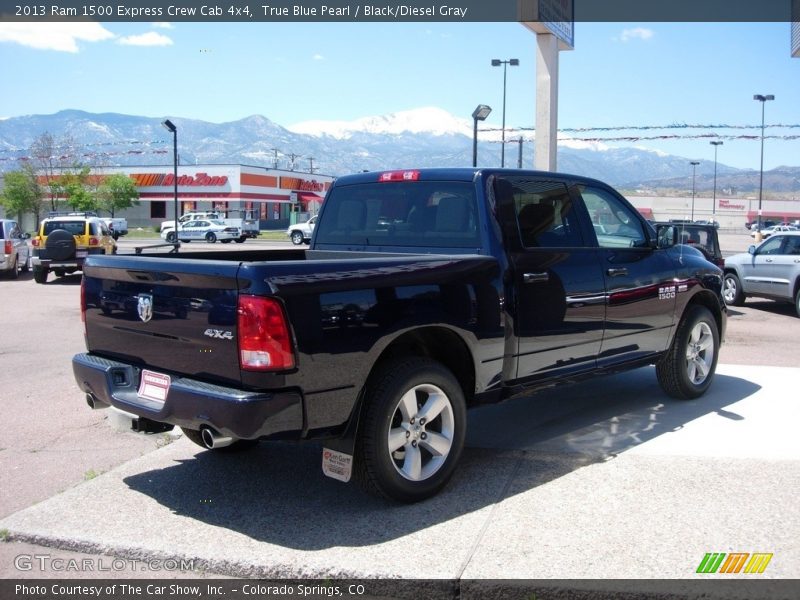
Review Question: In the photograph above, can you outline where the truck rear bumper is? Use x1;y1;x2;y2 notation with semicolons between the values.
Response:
72;353;303;440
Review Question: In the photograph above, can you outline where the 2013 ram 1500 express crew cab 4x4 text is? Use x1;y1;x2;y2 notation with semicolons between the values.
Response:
73;169;726;502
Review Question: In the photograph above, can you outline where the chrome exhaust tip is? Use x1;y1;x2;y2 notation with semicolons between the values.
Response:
200;427;234;449
86;393;106;410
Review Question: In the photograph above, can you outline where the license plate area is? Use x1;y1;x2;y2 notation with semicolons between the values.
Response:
137;369;171;405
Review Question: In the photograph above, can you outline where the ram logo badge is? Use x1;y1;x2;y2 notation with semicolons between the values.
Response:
204;328;233;340
137;294;154;323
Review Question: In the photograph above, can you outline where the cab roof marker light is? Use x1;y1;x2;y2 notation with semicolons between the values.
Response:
378;170;421;182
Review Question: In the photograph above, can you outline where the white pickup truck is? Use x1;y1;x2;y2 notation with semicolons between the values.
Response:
101;217;128;240
286;215;317;245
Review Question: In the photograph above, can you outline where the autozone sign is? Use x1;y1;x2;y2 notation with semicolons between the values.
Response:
130;172;229;187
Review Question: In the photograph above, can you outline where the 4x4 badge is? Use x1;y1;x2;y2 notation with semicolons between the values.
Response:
137;294;154;323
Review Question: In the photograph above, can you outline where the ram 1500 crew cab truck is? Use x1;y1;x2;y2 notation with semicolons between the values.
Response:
73;169;726;502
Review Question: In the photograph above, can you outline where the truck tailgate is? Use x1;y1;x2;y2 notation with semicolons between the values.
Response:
82;257;243;386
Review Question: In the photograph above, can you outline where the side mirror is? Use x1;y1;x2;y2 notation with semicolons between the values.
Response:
23;232;31;239
748;245;756;255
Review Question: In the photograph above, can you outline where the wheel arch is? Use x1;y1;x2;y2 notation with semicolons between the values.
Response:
366;326;477;407
681;289;725;341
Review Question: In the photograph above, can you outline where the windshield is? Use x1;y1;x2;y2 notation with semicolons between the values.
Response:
314;181;480;249
43;221;86;236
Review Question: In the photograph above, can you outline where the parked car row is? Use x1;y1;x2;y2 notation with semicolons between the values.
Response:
750;224;799;239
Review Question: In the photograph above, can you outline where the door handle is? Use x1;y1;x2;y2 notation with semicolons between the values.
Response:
606;267;628;277
523;272;549;284
765;258;773;262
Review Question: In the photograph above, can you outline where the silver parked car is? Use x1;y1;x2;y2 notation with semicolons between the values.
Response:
1;219;31;278
723;231;800;317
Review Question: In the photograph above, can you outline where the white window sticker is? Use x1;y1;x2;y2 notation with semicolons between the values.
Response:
322;448;353;483
137;370;171;404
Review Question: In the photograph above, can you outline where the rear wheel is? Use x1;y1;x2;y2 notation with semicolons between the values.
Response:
355;358;466;503
723;273;745;306
235;236;246;243
656;305;719;400
795;288;800;318
205;232;217;243
33;266;48;284
7;255;19;279
181;428;258;453
166;231;177;243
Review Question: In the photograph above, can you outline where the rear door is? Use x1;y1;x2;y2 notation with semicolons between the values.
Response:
494;175;605;382
575;184;677;365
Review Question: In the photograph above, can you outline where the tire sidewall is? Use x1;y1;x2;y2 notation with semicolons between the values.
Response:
723;273;743;306
206;232;216;243
360;359;466;502
673;306;720;398
291;231;303;245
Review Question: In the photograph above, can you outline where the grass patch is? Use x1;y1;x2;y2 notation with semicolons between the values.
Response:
0;529;9;542
84;469;102;480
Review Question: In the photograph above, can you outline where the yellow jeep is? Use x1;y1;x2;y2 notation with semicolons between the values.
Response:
31;212;116;284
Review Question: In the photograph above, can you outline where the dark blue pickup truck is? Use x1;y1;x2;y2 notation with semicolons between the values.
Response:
73;168;726;502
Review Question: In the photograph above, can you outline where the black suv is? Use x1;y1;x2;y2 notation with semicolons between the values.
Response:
655;222;724;268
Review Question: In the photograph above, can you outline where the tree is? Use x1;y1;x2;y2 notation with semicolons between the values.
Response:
62;167;97;212
29;132;77;211
96;173;139;216
0;164;42;225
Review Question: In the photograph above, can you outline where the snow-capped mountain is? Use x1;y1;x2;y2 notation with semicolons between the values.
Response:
289;107;474;139
0;108;796;192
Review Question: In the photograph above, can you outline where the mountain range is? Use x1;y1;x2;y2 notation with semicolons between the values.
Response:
0;108;798;194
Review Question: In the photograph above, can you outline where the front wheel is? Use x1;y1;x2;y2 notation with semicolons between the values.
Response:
656;305;720;400
355;358;466;503
290;231;304;245
166;231;177;243
723;273;745;306
795;288;800;318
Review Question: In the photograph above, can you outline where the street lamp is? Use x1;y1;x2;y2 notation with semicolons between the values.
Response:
491;58;519;167
472;104;492;167
754;94;775;231
161;118;179;250
710;141;723;215
690;161;700;221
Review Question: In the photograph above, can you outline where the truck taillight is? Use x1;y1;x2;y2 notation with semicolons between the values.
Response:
88;237;99;246
378;170;420;182
3;241;11;254
31;238;41;247
237;296;295;371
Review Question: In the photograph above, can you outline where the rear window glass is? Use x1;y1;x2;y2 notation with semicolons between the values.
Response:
44;221;86;236
314;181;480;249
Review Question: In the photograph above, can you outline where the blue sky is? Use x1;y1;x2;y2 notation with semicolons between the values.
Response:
0;20;797;170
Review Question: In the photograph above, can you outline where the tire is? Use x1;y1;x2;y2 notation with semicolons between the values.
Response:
291;231;304;245
355;358;466;503
205;232;217;243
181;427;258;453
45;229;76;261
235;237;246;243
723;273;745;306
7;255;19;279
33;266;48;284
795;288;800;318
166;231;177;243
21;254;30;273
656;305;720;400
221;239;231;244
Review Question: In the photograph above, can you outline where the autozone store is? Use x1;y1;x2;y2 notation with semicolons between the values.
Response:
108;164;333;229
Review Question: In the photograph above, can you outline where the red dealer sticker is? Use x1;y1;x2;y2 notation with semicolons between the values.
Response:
137;370;171;404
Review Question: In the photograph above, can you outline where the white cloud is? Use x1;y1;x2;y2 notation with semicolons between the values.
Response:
151;22;174;29
117;32;174;47
0;22;114;53
619;27;655;42
312;53;325;60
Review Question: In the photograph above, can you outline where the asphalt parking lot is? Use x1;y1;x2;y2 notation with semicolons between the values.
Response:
0;234;798;594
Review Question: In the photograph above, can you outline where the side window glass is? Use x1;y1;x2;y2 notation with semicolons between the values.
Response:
784;236;800;255
758;236;783;255
498;177;583;248
579;186;646;249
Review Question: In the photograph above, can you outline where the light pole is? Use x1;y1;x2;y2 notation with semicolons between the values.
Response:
690;161;700;221
491;58;519;167
754;94;774;231
710;141;723;216
161;119;179;250
472;104;492;167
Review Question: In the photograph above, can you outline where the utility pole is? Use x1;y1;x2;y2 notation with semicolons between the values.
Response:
308;157;316;173
270;148;280;169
